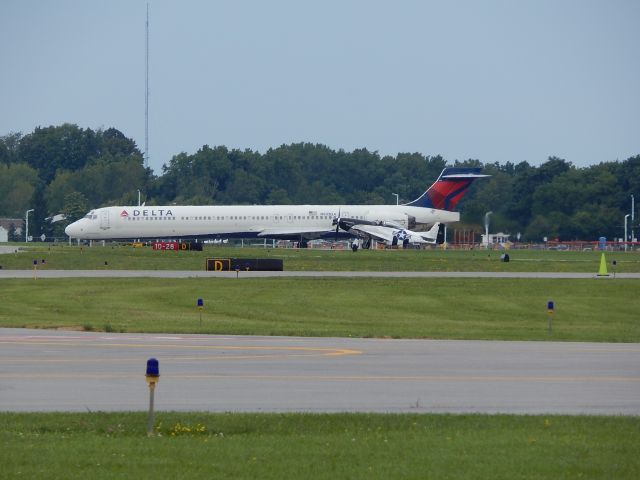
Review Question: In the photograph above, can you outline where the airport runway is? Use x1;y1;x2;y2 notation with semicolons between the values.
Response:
1;269;640;278
1;328;638;414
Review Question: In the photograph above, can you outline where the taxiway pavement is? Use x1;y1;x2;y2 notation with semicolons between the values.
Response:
1;328;638;414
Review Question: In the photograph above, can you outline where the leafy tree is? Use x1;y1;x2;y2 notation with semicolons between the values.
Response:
462;168;514;227
0;141;8;165
524;214;554;241
159;146;237;203
18;124;99;182
266;188;290;204
503;161;536;226
0;163;39;216
538;156;572;181
16;124;142;185
0;133;22;164
44;156;147;214
3;123;640;241
29;184;48;239
224;169;264;204
45;191;91;239
304;181;344;204
44;170;76;215
62;191;89;223
100;127;140;157
7;222;21;242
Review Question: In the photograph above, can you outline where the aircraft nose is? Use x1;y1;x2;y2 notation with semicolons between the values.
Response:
65;221;80;238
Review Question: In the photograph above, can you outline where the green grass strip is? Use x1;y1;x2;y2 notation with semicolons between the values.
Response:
2;244;640;272
1;278;638;341
1;412;638;479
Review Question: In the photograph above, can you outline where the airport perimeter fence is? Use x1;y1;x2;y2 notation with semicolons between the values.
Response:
4;237;639;252
447;241;639;252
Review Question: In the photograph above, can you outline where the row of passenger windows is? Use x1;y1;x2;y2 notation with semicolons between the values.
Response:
125;215;366;221
177;215;365;221
181;215;336;221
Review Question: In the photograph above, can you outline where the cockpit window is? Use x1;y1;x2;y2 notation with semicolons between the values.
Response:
84;213;98;220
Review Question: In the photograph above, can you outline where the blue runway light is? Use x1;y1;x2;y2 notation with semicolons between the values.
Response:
197;298;204;308
547;300;554;311
146;358;159;377
33;259;38;265
145;358;160;436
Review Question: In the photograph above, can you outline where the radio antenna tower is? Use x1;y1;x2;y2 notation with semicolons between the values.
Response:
144;3;149;169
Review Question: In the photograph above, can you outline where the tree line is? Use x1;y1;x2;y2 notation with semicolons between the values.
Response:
1;123;638;242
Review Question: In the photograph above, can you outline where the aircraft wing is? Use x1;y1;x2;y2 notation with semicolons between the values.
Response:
347;224;400;243
347;222;443;245
256;226;334;238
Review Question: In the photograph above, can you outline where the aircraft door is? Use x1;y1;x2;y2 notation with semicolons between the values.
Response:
100;210;110;230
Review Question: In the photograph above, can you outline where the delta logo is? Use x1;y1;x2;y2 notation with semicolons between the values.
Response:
120;209;175;217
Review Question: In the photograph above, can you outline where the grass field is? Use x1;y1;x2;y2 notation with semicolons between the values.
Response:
1;243;640;272
2;412;638;479
1;277;638;341
2;245;638;479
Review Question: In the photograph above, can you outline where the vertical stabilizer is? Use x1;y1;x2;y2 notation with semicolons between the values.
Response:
405;167;488;211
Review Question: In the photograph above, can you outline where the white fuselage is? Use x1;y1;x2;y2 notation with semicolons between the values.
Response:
65;204;459;241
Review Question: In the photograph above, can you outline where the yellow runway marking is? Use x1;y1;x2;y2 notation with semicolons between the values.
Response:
0;373;638;383
0;353;355;363
170;374;640;383
0;340;361;358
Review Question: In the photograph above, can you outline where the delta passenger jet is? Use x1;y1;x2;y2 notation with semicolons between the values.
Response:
65;167;487;247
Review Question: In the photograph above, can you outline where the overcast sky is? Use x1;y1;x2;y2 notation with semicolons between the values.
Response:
2;0;638;174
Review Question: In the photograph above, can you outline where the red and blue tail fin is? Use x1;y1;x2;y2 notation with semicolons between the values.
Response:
405;167;488;211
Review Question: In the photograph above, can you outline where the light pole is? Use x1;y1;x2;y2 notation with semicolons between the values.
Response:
484;211;493;247
625;214;630;252
632;194;635;244
25;209;34;243
392;193;399;205
138;190;141;206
